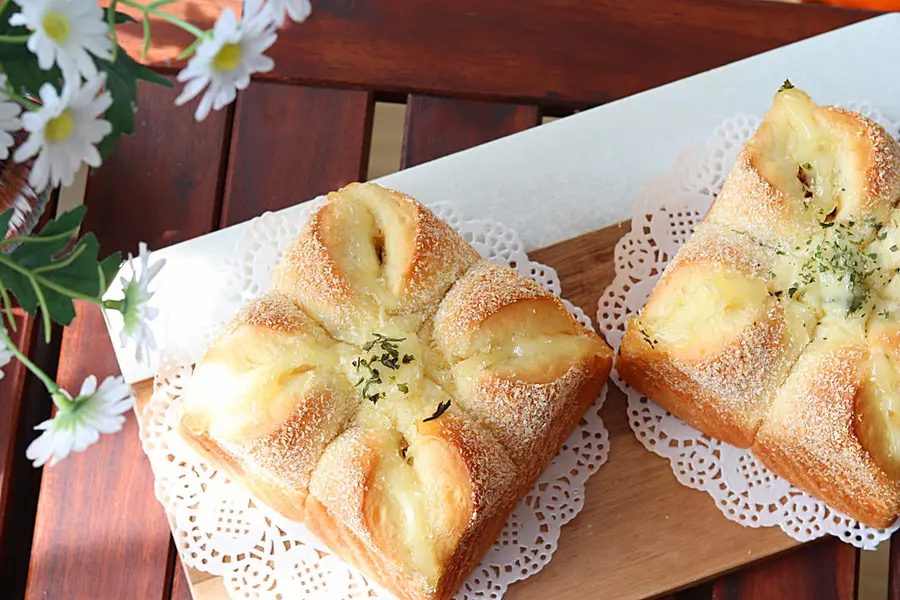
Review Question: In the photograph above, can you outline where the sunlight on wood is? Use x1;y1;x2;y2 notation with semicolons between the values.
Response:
367;102;406;180
858;542;889;600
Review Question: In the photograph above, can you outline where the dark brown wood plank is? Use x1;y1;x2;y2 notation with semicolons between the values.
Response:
401;96;540;169
0;320;59;600
25;79;232;600
83;78;230;253
220;82;374;227
889;532;900;600
711;540;858;600
265;0;873;110
26;303;173;600
0;310;34;540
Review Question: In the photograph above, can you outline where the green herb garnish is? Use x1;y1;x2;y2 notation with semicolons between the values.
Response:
354;333;414;403
423;399;452;423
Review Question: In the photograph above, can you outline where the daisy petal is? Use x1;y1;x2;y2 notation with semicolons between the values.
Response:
15;0;114;81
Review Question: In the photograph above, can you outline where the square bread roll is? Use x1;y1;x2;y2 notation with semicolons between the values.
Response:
179;183;613;600
618;86;900;528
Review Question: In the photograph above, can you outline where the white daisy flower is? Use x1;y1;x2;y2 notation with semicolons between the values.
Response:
25;375;134;467
0;80;21;161
0;330;13;381
267;0;311;26
13;74;112;193
116;242;165;365
10;0;113;82
175;0;278;121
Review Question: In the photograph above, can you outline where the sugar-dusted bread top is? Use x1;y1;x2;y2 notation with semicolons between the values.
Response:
707;87;900;243
180;183;613;600
272;183;480;346
619;85;900;527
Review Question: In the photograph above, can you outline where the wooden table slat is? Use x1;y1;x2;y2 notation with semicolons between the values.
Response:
889;532;900;600
0;317;60;600
25;79;234;600
0;310;36;540
171;555;195;600
710;539;858;600
25;303;173;600
221;82;374;227
265;0;873;110
401;95;540;169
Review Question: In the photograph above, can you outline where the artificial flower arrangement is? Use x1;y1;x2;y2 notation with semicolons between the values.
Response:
0;0;311;467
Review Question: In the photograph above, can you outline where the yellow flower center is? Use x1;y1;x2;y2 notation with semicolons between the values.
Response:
213;43;242;72
42;11;70;43
45;110;75;143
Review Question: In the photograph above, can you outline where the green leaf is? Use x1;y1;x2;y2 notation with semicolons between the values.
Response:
12;205;86;266
0;0;59;97
0;44;62;98
0;207;111;327
115;11;138;24
131;60;173;88
0;208;13;238
0;1;24;32
99;252;123;296
96;52;138;138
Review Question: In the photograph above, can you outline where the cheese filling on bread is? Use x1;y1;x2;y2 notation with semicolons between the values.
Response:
179;183;614;600
619;86;900;528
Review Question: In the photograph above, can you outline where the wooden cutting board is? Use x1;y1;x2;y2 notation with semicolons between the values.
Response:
133;219;799;600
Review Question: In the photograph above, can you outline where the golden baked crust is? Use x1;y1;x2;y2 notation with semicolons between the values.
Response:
619;87;900;527
179;183;613;600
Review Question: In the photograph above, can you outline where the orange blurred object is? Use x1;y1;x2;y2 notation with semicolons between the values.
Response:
801;0;900;8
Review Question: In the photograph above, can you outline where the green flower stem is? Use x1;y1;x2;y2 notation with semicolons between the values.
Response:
0;34;30;44
3;85;39;111
107;0;120;61
0;225;82;250
52;391;74;411
0;323;64;405
0;0;10;17
27;276;52;344
31;244;87;274
103;299;123;312
0;279;17;332
119;0;207;39
141;13;152;61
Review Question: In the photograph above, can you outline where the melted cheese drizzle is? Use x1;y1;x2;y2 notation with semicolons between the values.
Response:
857;351;900;479
642;265;769;361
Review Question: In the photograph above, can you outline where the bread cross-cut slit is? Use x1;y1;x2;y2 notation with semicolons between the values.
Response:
619;86;900;528
179;183;613;600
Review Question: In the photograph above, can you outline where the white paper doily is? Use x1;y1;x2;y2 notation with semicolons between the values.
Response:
597;102;900;550
139;200;610;599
